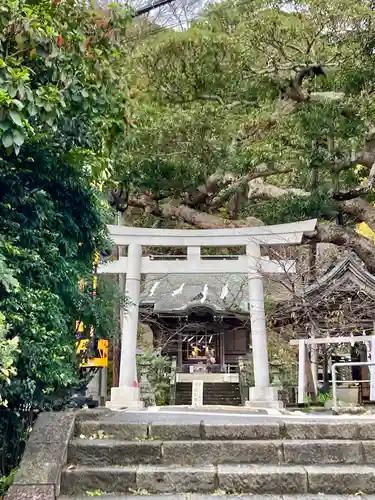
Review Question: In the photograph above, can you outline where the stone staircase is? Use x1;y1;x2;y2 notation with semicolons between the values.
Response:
175;382;241;406
59;416;375;498
203;382;241;406
175;382;192;405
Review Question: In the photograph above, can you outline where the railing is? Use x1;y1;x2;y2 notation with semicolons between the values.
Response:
332;361;375;408
178;363;239;374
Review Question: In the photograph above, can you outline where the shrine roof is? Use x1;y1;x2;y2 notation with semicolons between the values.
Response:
304;254;375;299
139;272;290;315
139;273;250;314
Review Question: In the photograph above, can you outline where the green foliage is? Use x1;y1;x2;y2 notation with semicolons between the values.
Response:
0;146;124;409
317;390;332;404
0;0;133;408
268;333;298;388
0;249;19;406
241;331;298;391
0;466;17;495
0;312;19;406
0;0;131;176
86;490;106;497
109;0;375;232
242;191;338;225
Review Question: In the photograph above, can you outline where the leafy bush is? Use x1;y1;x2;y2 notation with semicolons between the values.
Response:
0;0;131;409
0;150;125;409
137;349;171;406
0;313;19;407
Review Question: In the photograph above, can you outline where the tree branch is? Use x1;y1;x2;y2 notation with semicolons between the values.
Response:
128;193;161;214
160;200;263;228
237;90;345;145
210;165;294;208
186;171;234;206
340;197;375;233
333;123;375;173
332;162;375;200
126;192;375;274
127;194;263;227
247;177;310;200
303;222;375;274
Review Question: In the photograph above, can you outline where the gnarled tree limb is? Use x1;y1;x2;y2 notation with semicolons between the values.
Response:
125;191;375;273
303;222;375;274
186;171;234;206
340;197;375;233
210;165;294;208
160;200;262;228
247;178;310;200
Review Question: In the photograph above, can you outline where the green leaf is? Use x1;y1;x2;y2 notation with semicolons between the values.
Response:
12;128;25;147
28;104;37;117
15;33;24;48
12;99;24;111
0;120;11;131
9;109;23;127
2;131;13;148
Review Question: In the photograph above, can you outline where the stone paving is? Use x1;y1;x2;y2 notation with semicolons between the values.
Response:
59;495;375;499
81;405;375;426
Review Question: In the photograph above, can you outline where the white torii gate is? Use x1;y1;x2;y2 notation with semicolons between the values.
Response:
98;219;317;409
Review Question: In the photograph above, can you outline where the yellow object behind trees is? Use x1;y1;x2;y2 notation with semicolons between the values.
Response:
355;164;375;243
75;251;108;368
76;334;109;368
357;221;375;243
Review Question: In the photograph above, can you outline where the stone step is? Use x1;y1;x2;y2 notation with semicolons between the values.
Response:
175;396;192;405
59;496;375;500
60;464;375;495
203;398;241;405
68;439;375;467
203;390;240;395
202;394;241;398
74;420;375;441
203;385;240;391
203;385;239;388
203;390;240;397
202;395;241;399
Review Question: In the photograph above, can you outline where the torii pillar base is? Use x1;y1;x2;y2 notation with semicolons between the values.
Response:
106;386;144;410
245;386;284;409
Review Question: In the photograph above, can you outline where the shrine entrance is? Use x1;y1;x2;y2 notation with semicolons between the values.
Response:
181;308;220;370
139;282;250;375
98;218;317;409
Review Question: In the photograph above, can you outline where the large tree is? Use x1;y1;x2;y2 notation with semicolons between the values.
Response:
109;0;375;271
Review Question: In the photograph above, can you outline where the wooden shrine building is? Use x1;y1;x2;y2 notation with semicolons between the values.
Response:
139;272;251;373
276;254;375;403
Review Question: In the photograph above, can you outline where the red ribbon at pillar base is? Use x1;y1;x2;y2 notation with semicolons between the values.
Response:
133;381;138;388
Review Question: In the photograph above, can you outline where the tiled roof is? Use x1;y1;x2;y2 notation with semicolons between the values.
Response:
140;273;249;313
304;254;375;298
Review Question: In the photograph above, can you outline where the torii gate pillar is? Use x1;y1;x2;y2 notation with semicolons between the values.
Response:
99;219;316;410
245;242;281;408
107;243;143;409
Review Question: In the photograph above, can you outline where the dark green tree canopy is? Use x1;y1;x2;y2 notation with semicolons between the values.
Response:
109;0;375;272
